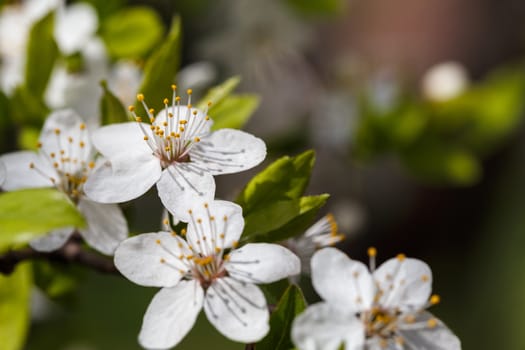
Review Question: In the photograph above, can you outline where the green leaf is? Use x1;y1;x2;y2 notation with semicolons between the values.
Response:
243;194;329;243
134;16;181;113
25;11;58;98
257;284;306;350
210;95;260;131
237;150;316;213
100;81;128;125
196;76;241;110
0;188;85;251
101;6;164;59
0;263;32;350
9;86;49;124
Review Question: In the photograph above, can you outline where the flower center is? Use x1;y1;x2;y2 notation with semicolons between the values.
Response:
129;86;212;169
363;307;399;339
29;123;94;201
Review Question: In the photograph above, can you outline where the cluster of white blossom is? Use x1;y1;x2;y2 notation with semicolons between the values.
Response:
0;2;461;349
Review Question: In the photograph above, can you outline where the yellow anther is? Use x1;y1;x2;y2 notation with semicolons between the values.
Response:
215;247;221;253
197;218;202;224
204;203;208;208
194;256;213;266
60;150;65;155
178;242;183;248
163;122;168;127
368;247;377;257
79;141;85;148
150;125;155;130
36;142;42;148
53;162;59;168
174;133;180;138
164;146;170;152
404;314;416;323
128;105;135;112
421;274;430;282
163;219;169;225
155;239;161;245
430;294;441;305
188;209;193;214
143;136;149;141
71;189;79;197
223;215;228;221
181;228;187;236
207;101;212;107
68;137;73;143
179;120;187;125
224;254;230;261
205;116;210;121
163;98;169;105
232;240;239;248
187;88;193;95
219;233;225;239
179;127;185;132
427;318;438;328
171;84;177;91
29;162;35;169
168;113;173;118
192;111;197;115
171;231;177;237
187;104;193;109
194;137;200;142
135;116;142;122
88;162;95;169
149;108;155;114
175;96;181;102
397;253;406;261
210;216;215;221
353;271;360;278
137;93;144;101
160;258;166;263
54;128;61;135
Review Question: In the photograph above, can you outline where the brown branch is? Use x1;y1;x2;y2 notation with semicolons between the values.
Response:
0;235;119;275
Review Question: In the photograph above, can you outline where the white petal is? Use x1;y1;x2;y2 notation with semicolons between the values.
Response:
77;198;127;255
91;122;153;158
55;3;98;55
157;165;216;223
291;302;365;350
184;200;243;254
399;311;461;350
30;227;73;252
39;109;94;165
114;232;191;288
0;160;5;186
191;129;266;175
0;151;56;190
225;243;300;284
83;154;161;203
374;257;432;311
139;280;204;349
204;278;269;343
311;248;375;312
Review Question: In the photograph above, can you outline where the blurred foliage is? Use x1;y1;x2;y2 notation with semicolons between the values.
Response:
0;188;85;252
33;261;85;301
285;0;347;17
134;16;181;113
354;65;525;186
237;150;329;243
100;6;164;59
100;81;128;125
0;263;32;350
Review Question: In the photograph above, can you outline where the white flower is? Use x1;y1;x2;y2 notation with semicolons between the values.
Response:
0;160;6;187
114;200;300;349
292;248;461;350
84;88;267;222
284;214;345;275
45;38;108;126
108;61;143;107
0;0;58;94
0;0;98;95
421;62;469;102
0;109;127;255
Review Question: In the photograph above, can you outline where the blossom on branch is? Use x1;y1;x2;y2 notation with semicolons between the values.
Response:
292;247;461;350
84;88;266;222
114;200;300;349
0;110;127;254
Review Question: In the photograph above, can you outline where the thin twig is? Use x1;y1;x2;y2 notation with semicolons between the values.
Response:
0;235;119;275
